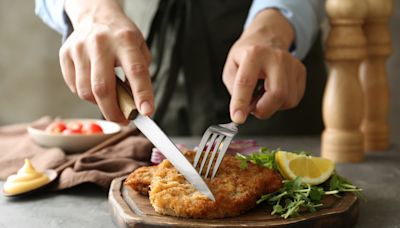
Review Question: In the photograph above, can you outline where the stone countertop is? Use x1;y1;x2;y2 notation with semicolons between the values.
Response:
1;137;399;228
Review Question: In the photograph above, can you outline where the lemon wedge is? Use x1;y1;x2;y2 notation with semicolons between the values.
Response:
275;151;335;185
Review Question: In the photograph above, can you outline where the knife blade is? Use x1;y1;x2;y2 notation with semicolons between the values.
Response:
115;70;215;202
133;114;215;201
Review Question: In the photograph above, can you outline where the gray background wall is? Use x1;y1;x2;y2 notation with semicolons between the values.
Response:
0;1;100;124
0;1;398;143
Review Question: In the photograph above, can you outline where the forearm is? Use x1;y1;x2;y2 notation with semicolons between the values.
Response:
65;0;124;28
245;0;323;60
243;9;294;51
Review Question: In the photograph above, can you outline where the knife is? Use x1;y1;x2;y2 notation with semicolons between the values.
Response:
115;70;215;202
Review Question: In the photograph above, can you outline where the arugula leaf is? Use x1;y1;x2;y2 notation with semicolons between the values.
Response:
235;147;278;171
309;186;324;201
326;173;365;199
272;204;284;214
236;153;250;169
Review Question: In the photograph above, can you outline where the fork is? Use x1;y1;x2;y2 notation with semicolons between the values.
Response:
194;81;265;179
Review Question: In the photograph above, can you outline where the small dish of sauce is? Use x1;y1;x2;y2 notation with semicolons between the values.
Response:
2;159;57;197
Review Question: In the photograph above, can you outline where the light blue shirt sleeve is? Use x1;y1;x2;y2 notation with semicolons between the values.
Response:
36;0;324;57
35;0;72;41
245;0;324;60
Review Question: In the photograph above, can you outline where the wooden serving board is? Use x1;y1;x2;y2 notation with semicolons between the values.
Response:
109;176;359;228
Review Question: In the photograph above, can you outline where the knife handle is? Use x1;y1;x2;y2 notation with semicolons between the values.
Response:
116;79;139;120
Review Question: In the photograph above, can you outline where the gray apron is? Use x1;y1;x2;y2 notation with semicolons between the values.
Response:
123;0;326;136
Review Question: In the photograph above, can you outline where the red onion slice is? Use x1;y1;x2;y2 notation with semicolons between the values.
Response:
151;144;189;165
150;140;260;164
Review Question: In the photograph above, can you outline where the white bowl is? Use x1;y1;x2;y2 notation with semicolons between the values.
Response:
27;119;121;153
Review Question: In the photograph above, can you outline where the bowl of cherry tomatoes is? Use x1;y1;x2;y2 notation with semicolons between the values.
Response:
27;119;121;153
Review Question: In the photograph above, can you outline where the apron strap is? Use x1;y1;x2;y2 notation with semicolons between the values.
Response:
146;0;187;124
146;0;217;134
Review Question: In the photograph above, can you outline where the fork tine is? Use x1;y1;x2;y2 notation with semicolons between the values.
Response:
198;134;217;175
204;135;224;178
211;136;233;179
194;130;211;167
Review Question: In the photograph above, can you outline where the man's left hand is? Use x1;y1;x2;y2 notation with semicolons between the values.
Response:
223;9;306;124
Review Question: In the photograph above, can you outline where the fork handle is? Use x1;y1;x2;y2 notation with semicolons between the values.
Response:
116;78;139;120
249;80;265;112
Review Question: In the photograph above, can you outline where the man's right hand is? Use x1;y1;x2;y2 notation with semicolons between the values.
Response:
60;0;153;124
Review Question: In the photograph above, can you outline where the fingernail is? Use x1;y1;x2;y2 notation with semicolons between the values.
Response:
140;101;152;115
233;110;245;123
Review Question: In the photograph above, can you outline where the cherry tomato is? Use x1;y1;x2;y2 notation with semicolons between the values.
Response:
45;121;66;134
66;122;83;133
82;122;103;134
62;128;81;135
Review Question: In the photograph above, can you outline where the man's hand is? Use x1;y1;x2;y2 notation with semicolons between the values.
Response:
60;0;153;124
223;9;306;124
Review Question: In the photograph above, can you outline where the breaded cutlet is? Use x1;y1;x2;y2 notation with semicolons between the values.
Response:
125;165;158;195
125;151;282;219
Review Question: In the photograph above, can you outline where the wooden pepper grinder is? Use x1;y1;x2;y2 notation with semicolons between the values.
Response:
360;0;393;151
321;0;368;162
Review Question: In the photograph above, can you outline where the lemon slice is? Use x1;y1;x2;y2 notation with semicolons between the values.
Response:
275;151;335;185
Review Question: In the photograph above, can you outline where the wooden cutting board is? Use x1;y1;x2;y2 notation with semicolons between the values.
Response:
109;176;359;228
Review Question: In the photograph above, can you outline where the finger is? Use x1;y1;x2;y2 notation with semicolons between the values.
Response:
222;55;237;95
296;61;306;103
90;48;129;124
229;54;260;124
140;43;152;66
118;47;154;116
253;64;287;119
72;44;96;103
59;46;76;93
280;59;295;110
281;60;305;109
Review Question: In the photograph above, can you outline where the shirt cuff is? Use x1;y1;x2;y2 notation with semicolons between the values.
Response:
35;0;73;42
244;0;319;60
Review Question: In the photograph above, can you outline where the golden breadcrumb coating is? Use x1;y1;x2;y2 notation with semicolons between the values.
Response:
126;151;282;219
125;165;158;195
149;152;282;218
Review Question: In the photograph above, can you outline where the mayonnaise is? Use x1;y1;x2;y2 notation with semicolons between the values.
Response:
3;159;50;195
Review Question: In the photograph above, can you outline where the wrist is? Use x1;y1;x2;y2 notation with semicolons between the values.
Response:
243;8;294;51
65;0;124;28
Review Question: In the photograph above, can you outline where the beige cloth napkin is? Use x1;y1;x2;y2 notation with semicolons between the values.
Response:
0;117;152;190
